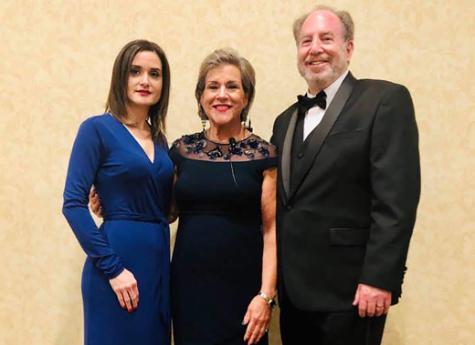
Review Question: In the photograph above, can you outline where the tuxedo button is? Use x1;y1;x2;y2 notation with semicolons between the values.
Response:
286;204;293;210
297;152;304;159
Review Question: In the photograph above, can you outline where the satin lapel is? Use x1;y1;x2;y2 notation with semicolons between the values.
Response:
290;73;357;198
281;106;299;200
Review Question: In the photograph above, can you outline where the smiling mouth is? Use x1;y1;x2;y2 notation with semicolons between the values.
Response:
307;61;328;66
213;105;232;112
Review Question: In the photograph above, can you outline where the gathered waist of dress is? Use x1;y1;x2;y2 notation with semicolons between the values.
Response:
103;213;167;224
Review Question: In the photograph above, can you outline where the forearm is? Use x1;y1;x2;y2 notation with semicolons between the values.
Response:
259;168;278;297
167;199;179;224
63;205;124;278
167;171;179;223
260;225;277;297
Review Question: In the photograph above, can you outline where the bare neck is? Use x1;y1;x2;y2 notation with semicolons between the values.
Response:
207;123;245;143
124;104;150;130
307;80;332;95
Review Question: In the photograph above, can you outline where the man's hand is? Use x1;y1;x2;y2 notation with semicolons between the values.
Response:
352;283;391;317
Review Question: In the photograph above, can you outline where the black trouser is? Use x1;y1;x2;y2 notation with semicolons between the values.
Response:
279;288;386;345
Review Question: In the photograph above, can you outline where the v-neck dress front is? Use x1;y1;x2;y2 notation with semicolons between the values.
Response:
63;113;173;345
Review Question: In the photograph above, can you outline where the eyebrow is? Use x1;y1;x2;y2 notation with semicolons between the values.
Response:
206;79;240;84
130;64;162;71
299;34;312;40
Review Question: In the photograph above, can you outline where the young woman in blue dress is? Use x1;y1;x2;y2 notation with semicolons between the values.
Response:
63;39;173;345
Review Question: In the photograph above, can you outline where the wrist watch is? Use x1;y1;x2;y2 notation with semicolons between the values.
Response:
258;291;276;308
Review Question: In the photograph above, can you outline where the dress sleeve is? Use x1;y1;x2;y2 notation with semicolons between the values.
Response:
260;142;278;171
62;119;124;279
168;138;182;167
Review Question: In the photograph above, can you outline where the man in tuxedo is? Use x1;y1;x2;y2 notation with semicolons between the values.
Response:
271;5;420;345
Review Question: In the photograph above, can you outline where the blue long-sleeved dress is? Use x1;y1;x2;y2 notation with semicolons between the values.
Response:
63;113;173;345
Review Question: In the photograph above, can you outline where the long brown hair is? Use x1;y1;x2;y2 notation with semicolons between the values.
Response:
105;39;171;143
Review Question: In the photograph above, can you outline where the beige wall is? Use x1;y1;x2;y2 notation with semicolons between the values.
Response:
1;0;474;344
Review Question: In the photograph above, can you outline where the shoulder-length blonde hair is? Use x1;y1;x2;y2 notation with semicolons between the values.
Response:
195;48;255;122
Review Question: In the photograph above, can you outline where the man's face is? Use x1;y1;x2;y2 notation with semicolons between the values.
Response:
296;10;353;93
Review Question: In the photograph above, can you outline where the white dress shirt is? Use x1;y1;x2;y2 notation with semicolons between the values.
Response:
303;70;349;140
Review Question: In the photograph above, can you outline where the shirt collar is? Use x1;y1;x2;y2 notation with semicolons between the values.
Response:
306;70;349;106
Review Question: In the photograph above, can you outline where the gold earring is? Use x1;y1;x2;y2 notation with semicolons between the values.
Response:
201;119;207;131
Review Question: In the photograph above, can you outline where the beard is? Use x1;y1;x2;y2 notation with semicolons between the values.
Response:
298;59;347;91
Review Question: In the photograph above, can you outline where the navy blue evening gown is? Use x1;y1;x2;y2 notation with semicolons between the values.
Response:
170;132;277;345
63;114;173;345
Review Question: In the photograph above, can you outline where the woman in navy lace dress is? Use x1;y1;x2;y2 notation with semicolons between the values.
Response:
170;49;277;345
63;40;173;345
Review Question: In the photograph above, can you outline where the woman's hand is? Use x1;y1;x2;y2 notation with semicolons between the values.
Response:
242;295;272;345
89;187;103;217
109;269;139;312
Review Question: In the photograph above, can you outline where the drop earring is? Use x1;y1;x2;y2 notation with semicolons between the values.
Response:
200;106;207;131
246;118;253;132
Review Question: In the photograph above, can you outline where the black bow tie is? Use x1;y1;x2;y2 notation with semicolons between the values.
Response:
297;91;327;114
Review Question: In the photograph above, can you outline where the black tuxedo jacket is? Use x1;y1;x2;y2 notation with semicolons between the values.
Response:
271;72;420;311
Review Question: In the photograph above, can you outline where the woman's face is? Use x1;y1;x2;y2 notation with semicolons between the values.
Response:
200;64;248;128
127;51;163;110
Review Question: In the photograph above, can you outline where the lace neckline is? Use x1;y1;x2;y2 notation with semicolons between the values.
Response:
174;132;273;161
